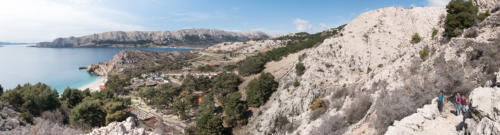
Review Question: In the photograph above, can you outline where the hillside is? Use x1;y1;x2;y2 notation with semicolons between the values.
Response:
87;50;198;76
240;1;500;135
36;29;270;48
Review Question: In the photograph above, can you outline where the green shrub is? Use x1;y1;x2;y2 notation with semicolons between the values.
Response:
139;84;180;109
246;73;279;107
378;64;383;68
273;114;290;132
20;112;34;124
295;63;306;76
70;100;106;128
105;75;131;95
61;88;85;108
104;101;129;124
196;64;217;72
1;83;60;115
238;25;344;76
419;47;430;60
0;84;3;96
222;92;248;127
196;113;224;135
293;80;300;87
237;55;267;76
432;29;438;38
410;33;422;44
212;72;241;98
477;10;490;21
224;65;237;71
444;0;478;37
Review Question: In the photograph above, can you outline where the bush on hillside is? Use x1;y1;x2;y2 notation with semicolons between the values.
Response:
222;92;248;127
139;84;181;109
410;33;422;44
105;75;131;95
444;0;478;37
1;83;60;115
246;73;279;107
477;10;490;21
295;63;306;76
61;88;85;108
103;101;129;124
273;114;291;133
237;55;267;76
432;29;439;38
212;72;241;98
181;74;212;91
196;112;224;135
293;80;300;87
238;26;344;76
69;100;106;128
20;112;34;124
419;47;429;60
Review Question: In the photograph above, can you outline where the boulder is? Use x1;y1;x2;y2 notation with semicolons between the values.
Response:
88;117;155;135
466;118;500;135
468;87;500;120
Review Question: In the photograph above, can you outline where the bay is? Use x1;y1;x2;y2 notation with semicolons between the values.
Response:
0;45;194;94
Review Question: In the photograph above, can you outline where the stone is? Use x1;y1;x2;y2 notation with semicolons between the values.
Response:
87;117;156;135
469;87;500;120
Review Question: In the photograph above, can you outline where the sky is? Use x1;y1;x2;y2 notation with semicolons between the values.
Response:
0;0;451;42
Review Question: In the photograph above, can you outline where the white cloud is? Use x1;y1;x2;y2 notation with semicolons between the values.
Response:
427;0;450;6
0;0;144;42
293;18;313;32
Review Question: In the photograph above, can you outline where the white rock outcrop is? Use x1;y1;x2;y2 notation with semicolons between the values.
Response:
386;87;500;135
474;0;500;11
243;1;500;134
88;117;155;135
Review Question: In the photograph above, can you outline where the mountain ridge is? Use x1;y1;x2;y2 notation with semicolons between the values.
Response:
36;28;270;48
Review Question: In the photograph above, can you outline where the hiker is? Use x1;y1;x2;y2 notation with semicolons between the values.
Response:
455;92;462;115
461;95;467;113
438;90;444;113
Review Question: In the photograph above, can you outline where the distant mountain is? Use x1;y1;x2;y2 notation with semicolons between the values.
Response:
0;42;30;45
36;29;270;48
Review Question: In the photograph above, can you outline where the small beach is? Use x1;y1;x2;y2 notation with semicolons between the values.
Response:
79;77;107;92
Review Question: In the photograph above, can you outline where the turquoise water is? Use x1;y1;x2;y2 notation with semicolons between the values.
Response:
0;45;194;94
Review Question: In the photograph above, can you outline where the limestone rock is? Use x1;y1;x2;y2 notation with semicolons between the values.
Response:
473;0;500;11
469;87;500;120
467;118;500;135
88;117;155;135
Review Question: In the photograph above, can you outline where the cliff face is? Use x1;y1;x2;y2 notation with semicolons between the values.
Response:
241;2;500;135
36;29;270;48
87;50;197;76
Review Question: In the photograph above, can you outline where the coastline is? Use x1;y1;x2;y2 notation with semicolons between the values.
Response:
79;76;107;92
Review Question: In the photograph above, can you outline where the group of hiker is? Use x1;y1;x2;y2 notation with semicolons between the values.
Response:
437;91;468;115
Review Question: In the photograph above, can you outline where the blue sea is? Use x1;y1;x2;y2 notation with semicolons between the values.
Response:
0;45;194;94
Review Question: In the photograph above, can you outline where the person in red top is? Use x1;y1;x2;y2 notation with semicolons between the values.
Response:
455;93;462;115
461;96;467;113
